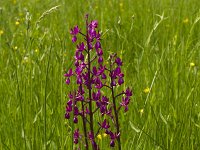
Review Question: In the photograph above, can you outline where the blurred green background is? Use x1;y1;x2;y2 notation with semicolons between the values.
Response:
0;0;200;149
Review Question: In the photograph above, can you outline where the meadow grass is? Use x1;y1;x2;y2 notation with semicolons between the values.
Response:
0;0;200;149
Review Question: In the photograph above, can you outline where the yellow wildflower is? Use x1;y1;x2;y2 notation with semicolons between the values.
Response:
139;109;144;116
143;87;150;94
97;134;102;140
35;48;39;53
190;62;195;67
183;18;189;24
0;30;4;35
102;133;107;137
15;21;20;25
14;46;18;50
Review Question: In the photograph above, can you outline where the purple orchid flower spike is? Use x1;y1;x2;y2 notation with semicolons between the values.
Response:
65;14;133;150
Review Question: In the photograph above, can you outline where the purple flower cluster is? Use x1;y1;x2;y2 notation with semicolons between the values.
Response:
64;15;132;150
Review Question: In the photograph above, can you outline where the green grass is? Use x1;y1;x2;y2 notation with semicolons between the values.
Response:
0;0;200;149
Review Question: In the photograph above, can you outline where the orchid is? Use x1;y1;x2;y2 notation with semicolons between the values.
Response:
64;14;132;150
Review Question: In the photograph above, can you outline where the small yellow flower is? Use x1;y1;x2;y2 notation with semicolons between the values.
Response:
143;87;150;94
183;18;189;24
97;134;102;140
102;133;107;137
0;30;4;35
35;48;39;53
14;46;18;50
139;109;144;115
190;62;195;67
119;2;123;7
15;21;20;25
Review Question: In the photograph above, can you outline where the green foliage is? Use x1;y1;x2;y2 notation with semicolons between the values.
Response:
0;0;200;149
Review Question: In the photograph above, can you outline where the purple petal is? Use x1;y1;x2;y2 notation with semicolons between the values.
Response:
88;131;94;140
118;77;124;85
92;66;97;75
65;113;70;119
115;57;123;66
98;56;103;64
73;129;79;138
88;43;93;50
66;78;70;84
101;73;107;79
97;48;103;56
96;31;101;40
115;67;121;75
72;36;77;43
67;100;72;106
90;20;98;28
74;106;79;115
110;140;115;147
74;138;78;144
77;42;85;51
75;67;82;75
95;41;101;50
65;68;73;77
73;26;80;34
74;117;78;123
125;87;132;97
111;80;116;86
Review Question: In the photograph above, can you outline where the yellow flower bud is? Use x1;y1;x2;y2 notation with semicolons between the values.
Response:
190;62;195;67
15;21;20;25
102;133;107;137
0;30;4;35
143;87;150;94
97;134;102;140
183;18;189;24
14;46;18;50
